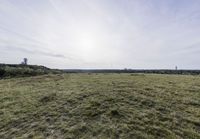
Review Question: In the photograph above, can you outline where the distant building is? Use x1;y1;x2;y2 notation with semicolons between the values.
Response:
175;66;178;70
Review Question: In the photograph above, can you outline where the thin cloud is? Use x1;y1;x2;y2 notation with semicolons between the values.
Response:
3;45;67;59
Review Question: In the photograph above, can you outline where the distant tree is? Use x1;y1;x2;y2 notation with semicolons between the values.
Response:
21;58;28;65
24;58;28;65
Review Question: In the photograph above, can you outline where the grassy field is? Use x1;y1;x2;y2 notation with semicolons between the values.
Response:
0;73;200;139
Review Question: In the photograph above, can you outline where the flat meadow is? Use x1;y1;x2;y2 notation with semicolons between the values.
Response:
0;73;199;139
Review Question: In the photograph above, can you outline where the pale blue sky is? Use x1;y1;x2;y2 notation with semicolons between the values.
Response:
0;0;200;69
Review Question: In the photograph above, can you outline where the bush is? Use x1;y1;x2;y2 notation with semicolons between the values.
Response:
0;68;5;77
0;64;62;78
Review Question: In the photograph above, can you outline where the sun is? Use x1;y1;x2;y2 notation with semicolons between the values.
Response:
80;35;94;51
78;33;98;60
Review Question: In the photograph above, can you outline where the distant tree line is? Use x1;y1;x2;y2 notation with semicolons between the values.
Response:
63;69;200;75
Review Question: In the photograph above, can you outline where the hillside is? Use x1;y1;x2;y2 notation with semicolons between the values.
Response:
0;64;62;78
0;73;199;139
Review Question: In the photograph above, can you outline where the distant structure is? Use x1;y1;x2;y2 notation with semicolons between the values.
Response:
21;58;28;65
175;66;178;70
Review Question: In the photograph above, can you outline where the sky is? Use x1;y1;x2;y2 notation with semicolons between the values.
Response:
0;0;200;69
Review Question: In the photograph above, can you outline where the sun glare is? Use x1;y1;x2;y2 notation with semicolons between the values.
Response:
78;33;98;60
